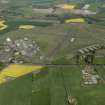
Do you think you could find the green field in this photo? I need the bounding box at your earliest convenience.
[0,74,32,105]
[0,0,105,105]
[0,22,105,64]
[0,66,105,105]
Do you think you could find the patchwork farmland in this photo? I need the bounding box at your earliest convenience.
[0,0,105,105]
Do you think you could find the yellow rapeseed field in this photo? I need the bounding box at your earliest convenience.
[0,20,8,30]
[19,25,35,30]
[63,4,75,10]
[65,18,85,23]
[0,64,43,84]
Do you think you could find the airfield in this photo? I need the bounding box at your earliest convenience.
[0,0,105,105]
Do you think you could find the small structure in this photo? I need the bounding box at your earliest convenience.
[77,44,105,85]
[82,65,100,85]
[71,9,96,16]
[68,95,78,105]
[0,37,41,64]
[82,4,90,10]
[76,44,102,64]
[70,38,75,42]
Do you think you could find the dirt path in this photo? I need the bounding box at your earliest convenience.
[47,29,76,59]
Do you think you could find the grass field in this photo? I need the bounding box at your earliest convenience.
[0,22,105,63]
[0,64,43,84]
[61,4,76,10]
[31,88,50,105]
[0,20,8,31]
[65,18,85,23]
[19,25,35,30]
[50,66,105,105]
[0,1,105,105]
[0,74,32,105]
[32,66,105,105]
[0,65,105,105]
